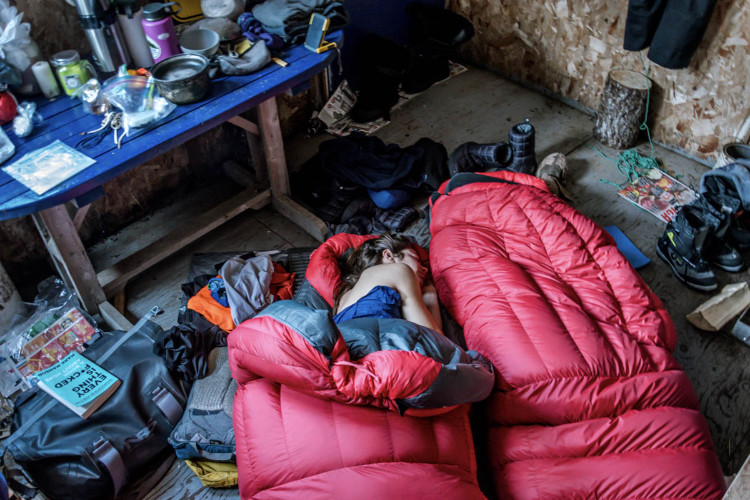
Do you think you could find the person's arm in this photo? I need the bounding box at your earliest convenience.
[420,279,442,332]
[390,264,442,333]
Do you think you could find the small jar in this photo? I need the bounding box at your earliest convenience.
[51,50,97,96]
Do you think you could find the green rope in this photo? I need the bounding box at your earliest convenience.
[593,51,661,189]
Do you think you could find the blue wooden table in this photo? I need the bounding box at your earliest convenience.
[0,33,340,324]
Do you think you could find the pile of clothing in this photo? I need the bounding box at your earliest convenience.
[247,0,348,45]
[153,252,296,487]
[292,132,450,235]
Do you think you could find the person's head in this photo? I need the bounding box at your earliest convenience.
[335,233,426,307]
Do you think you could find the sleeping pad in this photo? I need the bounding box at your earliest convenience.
[428,171,726,499]
[228,233,493,498]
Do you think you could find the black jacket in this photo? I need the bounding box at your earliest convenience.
[624,0,717,69]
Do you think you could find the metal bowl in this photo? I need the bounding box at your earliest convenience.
[151,54,211,105]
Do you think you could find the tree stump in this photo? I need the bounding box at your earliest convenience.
[593,69,652,149]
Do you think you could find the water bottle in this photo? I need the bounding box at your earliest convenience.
[116,0,155,68]
[141,2,182,64]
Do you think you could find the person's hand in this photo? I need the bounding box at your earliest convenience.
[421,281,439,308]
[421,280,442,332]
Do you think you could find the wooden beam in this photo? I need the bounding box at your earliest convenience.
[113,291,127,315]
[229,111,268,186]
[272,194,327,242]
[257,97,291,196]
[98,300,133,331]
[32,205,106,313]
[227,115,260,136]
[725,452,750,499]
[98,188,271,297]
[72,203,92,231]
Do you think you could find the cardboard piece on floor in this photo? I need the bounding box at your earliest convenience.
[687,282,750,332]
[604,225,651,269]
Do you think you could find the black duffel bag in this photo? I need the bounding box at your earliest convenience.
[2,309,188,500]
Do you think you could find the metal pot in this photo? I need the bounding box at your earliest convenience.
[151,53,210,105]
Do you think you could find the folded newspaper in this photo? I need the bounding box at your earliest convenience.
[617,168,697,223]
[319,62,467,137]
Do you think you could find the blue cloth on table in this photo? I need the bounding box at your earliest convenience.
[333,285,402,323]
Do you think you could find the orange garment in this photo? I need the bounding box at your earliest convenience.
[187,276,235,332]
[270,263,295,301]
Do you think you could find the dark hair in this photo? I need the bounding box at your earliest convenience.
[334,233,415,310]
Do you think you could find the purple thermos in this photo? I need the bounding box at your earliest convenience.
[141,2,181,64]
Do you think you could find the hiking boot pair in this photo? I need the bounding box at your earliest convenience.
[448,119,537,176]
[657,201,743,292]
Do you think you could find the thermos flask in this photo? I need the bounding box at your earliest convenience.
[116,0,155,68]
[73,0,131,73]
[142,3,182,64]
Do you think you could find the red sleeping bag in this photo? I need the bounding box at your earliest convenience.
[228,234,487,499]
[429,171,726,499]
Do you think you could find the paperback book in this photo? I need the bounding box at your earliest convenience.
[35,351,120,419]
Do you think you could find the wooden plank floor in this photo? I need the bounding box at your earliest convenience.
[92,64,748,498]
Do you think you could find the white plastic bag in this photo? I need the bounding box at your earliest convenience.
[0,0,41,95]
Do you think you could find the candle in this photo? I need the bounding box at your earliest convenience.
[31,61,61,99]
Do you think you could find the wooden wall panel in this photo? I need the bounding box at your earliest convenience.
[449,0,750,160]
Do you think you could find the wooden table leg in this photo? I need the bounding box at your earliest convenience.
[32,205,106,314]
[257,96,328,241]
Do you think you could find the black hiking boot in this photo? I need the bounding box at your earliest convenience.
[728,214,750,250]
[447,142,512,176]
[692,196,744,272]
[507,119,537,174]
[656,206,718,292]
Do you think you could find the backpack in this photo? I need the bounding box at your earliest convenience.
[2,313,187,500]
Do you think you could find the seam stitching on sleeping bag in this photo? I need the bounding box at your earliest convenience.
[499,369,691,399]
[529,188,662,373]
[484,187,584,376]
[452,190,553,377]
[329,399,346,470]
[519,187,642,373]
[278,385,295,481]
[383,408,396,462]
[516,187,609,371]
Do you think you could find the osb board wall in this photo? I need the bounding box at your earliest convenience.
[448,0,750,160]
[0,1,312,292]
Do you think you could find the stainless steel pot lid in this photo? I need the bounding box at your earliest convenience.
[151,54,208,83]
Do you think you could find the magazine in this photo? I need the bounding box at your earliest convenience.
[617,169,697,223]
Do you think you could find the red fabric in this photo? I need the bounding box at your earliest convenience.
[306,234,375,308]
[429,171,726,499]
[270,262,294,301]
[233,378,484,499]
[229,235,485,498]
[228,303,449,415]
[305,233,431,308]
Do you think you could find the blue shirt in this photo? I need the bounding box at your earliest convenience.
[333,286,402,324]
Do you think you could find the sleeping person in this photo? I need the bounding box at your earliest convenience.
[333,233,442,333]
